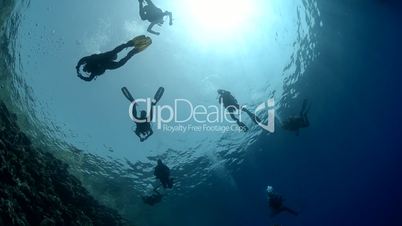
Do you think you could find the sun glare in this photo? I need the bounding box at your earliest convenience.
[180,0,258,43]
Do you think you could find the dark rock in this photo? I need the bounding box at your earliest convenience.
[0,101,127,226]
[40,218,56,226]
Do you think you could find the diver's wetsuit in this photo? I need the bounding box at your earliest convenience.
[219,90,240,112]
[154,160,173,189]
[131,97,155,142]
[218,89,261,131]
[76,42,138,81]
[134,114,154,142]
[268,193,298,216]
[138,0,172,35]
[121,87,163,142]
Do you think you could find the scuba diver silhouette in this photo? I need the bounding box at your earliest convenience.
[142,160,173,206]
[282,99,310,135]
[138,0,173,35]
[75,35,151,81]
[121,86,164,142]
[142,187,163,206]
[217,89,261,132]
[266,186,298,216]
[154,159,174,189]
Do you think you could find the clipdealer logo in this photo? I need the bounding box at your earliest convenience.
[128,98,275,133]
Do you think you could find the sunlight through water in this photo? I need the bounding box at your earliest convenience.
[177,0,263,45]
[0,0,323,224]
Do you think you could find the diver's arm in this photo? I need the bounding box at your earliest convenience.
[147,22,160,35]
[135,130,143,141]
[76,56,89,68]
[77,73,95,82]
[142,129,153,141]
[76,56,90,75]
[109,48,139,70]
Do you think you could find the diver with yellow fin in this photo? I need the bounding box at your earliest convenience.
[121,86,164,142]
[138,0,173,35]
[76,35,152,82]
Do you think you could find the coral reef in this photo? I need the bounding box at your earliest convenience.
[0,101,126,226]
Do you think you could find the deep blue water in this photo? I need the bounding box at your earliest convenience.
[156,2,402,225]
[223,2,402,225]
[1,0,402,225]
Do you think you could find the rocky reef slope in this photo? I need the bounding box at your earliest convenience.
[0,101,126,226]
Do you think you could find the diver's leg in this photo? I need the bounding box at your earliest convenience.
[110,43,132,56]
[299,99,308,116]
[161,180,168,188]
[164,11,173,25]
[147,129,154,138]
[135,129,142,141]
[242,108,261,125]
[121,87,139,119]
[229,112,239,123]
[150,87,164,120]
[303,102,311,125]
[108,49,139,70]
[282,207,298,216]
[121,87,135,102]
[168,178,174,188]
[147,22,160,35]
[231,113,248,131]
[303,116,310,127]
[101,43,131,66]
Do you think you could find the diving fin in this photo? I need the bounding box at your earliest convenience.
[131,35,152,51]
[154,87,164,103]
[121,87,135,102]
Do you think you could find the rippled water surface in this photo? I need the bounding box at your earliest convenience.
[2,0,401,225]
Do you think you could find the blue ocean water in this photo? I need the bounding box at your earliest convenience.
[1,0,402,225]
